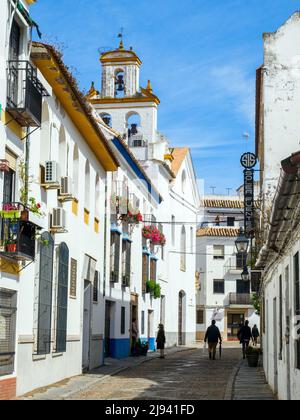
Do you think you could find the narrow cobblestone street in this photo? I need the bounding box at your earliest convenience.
[67,348,241,400]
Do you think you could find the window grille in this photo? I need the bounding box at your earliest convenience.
[93,270,99,303]
[110,232,120,283]
[213,279,225,295]
[37,232,54,355]
[56,243,69,353]
[142,253,149,293]
[0,289,17,376]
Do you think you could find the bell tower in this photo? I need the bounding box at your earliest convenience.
[88,42,166,161]
[100,41,141,98]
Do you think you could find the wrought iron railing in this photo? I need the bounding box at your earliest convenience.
[229,293,252,305]
[7,60,48,127]
[0,219,36,261]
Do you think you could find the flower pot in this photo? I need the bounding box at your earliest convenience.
[246,353,259,368]
[7,244,17,253]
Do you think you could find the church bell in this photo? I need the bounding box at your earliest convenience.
[116,74,125,92]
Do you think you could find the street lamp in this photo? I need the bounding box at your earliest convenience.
[235,229,250,255]
[241,266,250,282]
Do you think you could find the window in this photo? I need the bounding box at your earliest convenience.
[115,69,125,98]
[121,307,126,335]
[0,289,17,377]
[56,243,69,353]
[70,258,77,298]
[100,113,112,127]
[3,149,17,204]
[142,253,150,293]
[59,126,67,177]
[93,271,99,303]
[150,258,157,282]
[279,275,283,360]
[180,226,186,271]
[236,280,250,294]
[110,232,121,283]
[214,280,225,294]
[73,145,79,199]
[182,170,187,194]
[171,216,175,246]
[84,160,90,211]
[294,253,300,369]
[122,240,131,287]
[236,252,247,269]
[37,233,54,355]
[227,217,235,227]
[141,311,145,335]
[213,245,225,260]
[197,309,204,325]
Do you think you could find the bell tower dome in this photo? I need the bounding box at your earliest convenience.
[89,42,164,161]
[100,41,142,98]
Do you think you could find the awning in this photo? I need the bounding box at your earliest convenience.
[82,254,97,282]
[122,234,133,243]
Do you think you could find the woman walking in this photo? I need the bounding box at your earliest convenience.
[252,325,260,347]
[156,324,166,359]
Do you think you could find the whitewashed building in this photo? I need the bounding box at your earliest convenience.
[196,196,259,341]
[88,41,200,354]
[0,0,119,398]
[255,12,300,400]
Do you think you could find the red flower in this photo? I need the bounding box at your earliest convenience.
[37,204,41,209]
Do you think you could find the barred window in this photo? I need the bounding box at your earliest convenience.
[110,232,121,283]
[0,289,17,377]
[214,279,225,295]
[56,243,69,353]
[122,240,131,287]
[121,307,126,335]
[142,253,150,293]
[37,232,54,355]
[93,270,99,303]
[150,258,157,282]
[197,309,204,325]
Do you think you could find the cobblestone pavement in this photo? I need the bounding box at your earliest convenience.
[67,348,242,400]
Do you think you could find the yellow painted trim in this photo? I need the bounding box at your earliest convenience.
[72,199,78,216]
[91,96,160,106]
[32,55,118,172]
[100,51,142,66]
[1,110,25,139]
[164,154,174,162]
[0,258,20,276]
[94,218,99,233]
[84,208,90,225]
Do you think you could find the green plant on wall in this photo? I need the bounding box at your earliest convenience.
[251,293,261,316]
[154,283,161,299]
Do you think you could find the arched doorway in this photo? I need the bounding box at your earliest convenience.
[178,290,186,346]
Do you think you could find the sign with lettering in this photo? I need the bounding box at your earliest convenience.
[241,153,257,169]
[244,169,255,239]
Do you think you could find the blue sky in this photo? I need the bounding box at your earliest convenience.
[31,0,299,194]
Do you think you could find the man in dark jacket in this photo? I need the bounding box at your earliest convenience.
[238,320,253,359]
[204,320,222,360]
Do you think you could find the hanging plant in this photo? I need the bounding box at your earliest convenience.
[142,226,166,246]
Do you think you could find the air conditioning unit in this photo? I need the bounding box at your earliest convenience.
[60,176,72,196]
[45,161,59,184]
[51,208,66,230]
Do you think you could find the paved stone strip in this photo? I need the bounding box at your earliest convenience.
[232,360,275,401]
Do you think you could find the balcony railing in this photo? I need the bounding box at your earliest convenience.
[0,219,36,261]
[229,293,252,306]
[7,60,48,127]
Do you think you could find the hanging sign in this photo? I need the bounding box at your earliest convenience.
[244,169,255,239]
[241,153,257,169]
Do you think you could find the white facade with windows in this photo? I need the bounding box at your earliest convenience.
[0,1,119,398]
[89,42,200,351]
[255,13,300,400]
[196,197,259,341]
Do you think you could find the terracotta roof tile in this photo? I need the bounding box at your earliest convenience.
[197,227,240,237]
[203,199,244,209]
[171,147,189,176]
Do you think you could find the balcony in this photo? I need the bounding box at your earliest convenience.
[228,293,252,307]
[0,219,36,262]
[6,60,48,127]
[224,255,247,275]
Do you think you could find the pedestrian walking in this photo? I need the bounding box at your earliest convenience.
[204,320,222,360]
[156,324,166,359]
[238,320,253,359]
[252,325,260,347]
[131,318,139,356]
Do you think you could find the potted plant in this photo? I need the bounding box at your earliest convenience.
[154,283,161,299]
[136,340,149,356]
[6,240,17,253]
[146,280,156,295]
[245,346,262,367]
